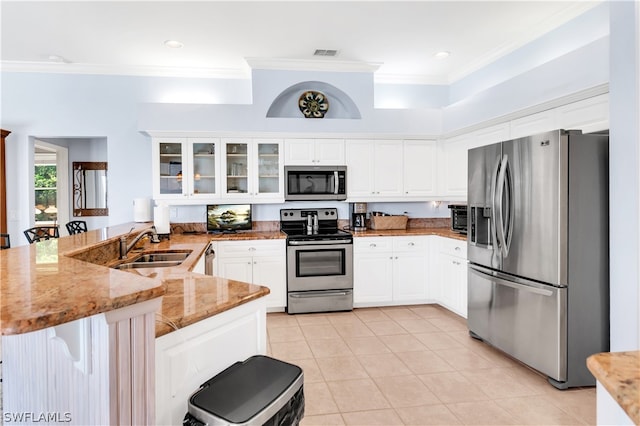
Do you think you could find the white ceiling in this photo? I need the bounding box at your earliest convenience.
[1,1,601,84]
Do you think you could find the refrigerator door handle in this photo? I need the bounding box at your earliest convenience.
[495,155,513,257]
[469,265,555,296]
[490,156,501,252]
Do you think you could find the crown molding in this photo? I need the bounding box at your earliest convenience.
[245,57,381,73]
[0,61,251,80]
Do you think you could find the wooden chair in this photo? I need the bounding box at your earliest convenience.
[23,226,60,244]
[65,220,88,235]
[0,233,10,249]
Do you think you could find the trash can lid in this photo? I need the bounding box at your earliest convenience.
[189,355,303,424]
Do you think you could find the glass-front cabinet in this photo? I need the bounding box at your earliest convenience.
[222,138,283,201]
[153,137,220,201]
[152,136,283,203]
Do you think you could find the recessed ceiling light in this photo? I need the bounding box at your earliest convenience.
[164,40,184,49]
[434,51,451,59]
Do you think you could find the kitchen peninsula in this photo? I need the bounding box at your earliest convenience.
[0,223,272,425]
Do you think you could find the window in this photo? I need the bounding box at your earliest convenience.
[35,163,57,225]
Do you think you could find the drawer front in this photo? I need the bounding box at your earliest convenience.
[354,237,392,253]
[392,236,428,252]
[217,240,285,257]
[439,237,467,259]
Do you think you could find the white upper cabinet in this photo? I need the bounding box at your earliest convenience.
[152,137,221,201]
[403,140,437,197]
[556,94,609,133]
[346,139,403,199]
[437,123,509,200]
[346,139,437,201]
[284,138,345,165]
[222,138,284,202]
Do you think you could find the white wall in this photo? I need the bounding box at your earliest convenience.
[609,0,639,351]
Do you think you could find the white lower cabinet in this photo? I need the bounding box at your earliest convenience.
[156,298,267,426]
[353,236,429,307]
[216,240,286,311]
[435,237,468,318]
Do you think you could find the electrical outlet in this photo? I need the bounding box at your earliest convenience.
[170,207,177,219]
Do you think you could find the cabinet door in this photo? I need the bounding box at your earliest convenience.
[253,139,283,200]
[373,140,403,196]
[392,237,429,302]
[555,94,609,133]
[315,139,345,165]
[510,109,557,139]
[217,256,253,283]
[353,251,393,306]
[222,138,252,197]
[153,138,188,200]
[438,252,467,318]
[253,255,286,309]
[346,140,375,198]
[438,135,472,199]
[403,140,437,197]
[393,252,428,302]
[284,139,316,165]
[189,138,220,199]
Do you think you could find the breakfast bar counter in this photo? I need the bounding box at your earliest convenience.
[0,223,274,425]
[1,223,278,337]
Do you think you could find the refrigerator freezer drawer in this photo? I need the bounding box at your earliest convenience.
[467,265,567,382]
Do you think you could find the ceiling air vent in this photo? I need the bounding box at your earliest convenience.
[313,49,338,57]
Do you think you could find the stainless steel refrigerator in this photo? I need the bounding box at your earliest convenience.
[467,129,609,389]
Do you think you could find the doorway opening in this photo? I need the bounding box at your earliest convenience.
[33,141,69,228]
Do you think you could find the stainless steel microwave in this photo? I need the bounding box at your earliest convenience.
[285,165,347,201]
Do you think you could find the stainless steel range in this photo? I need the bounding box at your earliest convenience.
[280,208,353,314]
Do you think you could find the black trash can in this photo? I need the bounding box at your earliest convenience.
[183,355,304,426]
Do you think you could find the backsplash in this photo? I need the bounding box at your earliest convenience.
[170,218,450,234]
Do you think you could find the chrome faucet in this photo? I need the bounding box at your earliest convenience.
[120,226,160,259]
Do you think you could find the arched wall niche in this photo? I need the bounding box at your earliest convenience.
[266,81,362,119]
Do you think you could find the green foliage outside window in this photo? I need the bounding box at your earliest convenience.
[35,165,57,222]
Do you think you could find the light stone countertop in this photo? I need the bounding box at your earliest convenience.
[0,223,276,337]
[587,350,640,424]
[1,222,461,338]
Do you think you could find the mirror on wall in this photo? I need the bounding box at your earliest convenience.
[72,162,108,216]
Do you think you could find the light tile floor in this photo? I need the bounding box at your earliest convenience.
[267,305,596,426]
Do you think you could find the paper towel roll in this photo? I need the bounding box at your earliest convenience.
[154,205,170,234]
[133,198,152,222]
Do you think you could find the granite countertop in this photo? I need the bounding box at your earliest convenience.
[2,222,461,338]
[587,351,640,424]
[0,223,276,337]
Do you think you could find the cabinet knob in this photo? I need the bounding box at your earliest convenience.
[408,242,415,246]
[370,243,377,248]
[455,246,461,251]
[390,256,393,260]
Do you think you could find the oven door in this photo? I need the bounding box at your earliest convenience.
[287,241,353,291]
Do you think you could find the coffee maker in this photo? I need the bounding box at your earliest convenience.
[350,203,367,231]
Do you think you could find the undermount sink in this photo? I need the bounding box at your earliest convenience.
[131,252,192,263]
[113,250,192,270]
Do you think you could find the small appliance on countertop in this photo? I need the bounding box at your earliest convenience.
[448,204,468,234]
[350,202,367,231]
